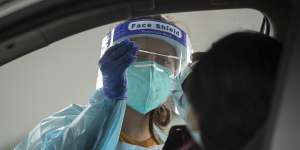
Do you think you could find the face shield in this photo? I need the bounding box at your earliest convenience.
[132,37,180,75]
[97,18,192,89]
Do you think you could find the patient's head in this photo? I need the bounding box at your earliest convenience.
[183,32,282,150]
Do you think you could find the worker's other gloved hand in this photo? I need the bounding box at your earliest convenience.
[99,40,138,100]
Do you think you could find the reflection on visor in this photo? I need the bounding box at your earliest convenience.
[137,49,179,72]
[139,49,180,60]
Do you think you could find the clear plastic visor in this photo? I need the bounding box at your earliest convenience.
[131,37,181,75]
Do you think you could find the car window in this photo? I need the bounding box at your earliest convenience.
[0,9,264,149]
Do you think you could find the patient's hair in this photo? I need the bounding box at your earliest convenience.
[184,32,282,150]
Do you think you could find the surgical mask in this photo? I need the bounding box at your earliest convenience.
[126,60,174,114]
[170,65,192,117]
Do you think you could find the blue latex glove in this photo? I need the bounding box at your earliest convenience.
[99,40,138,100]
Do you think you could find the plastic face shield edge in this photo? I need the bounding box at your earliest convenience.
[97,18,192,89]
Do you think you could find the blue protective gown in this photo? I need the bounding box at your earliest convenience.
[15,90,127,150]
[15,76,187,150]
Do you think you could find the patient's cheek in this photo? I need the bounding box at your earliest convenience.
[186,108,200,131]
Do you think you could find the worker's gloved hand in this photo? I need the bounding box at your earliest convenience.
[99,40,138,100]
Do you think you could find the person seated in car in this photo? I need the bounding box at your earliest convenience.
[182,31,282,150]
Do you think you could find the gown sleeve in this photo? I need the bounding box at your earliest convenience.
[15,89,127,150]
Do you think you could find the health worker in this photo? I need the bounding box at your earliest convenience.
[15,15,193,150]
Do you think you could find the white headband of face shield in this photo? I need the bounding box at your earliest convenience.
[96,18,192,89]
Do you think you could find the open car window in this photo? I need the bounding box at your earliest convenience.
[0,9,265,149]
